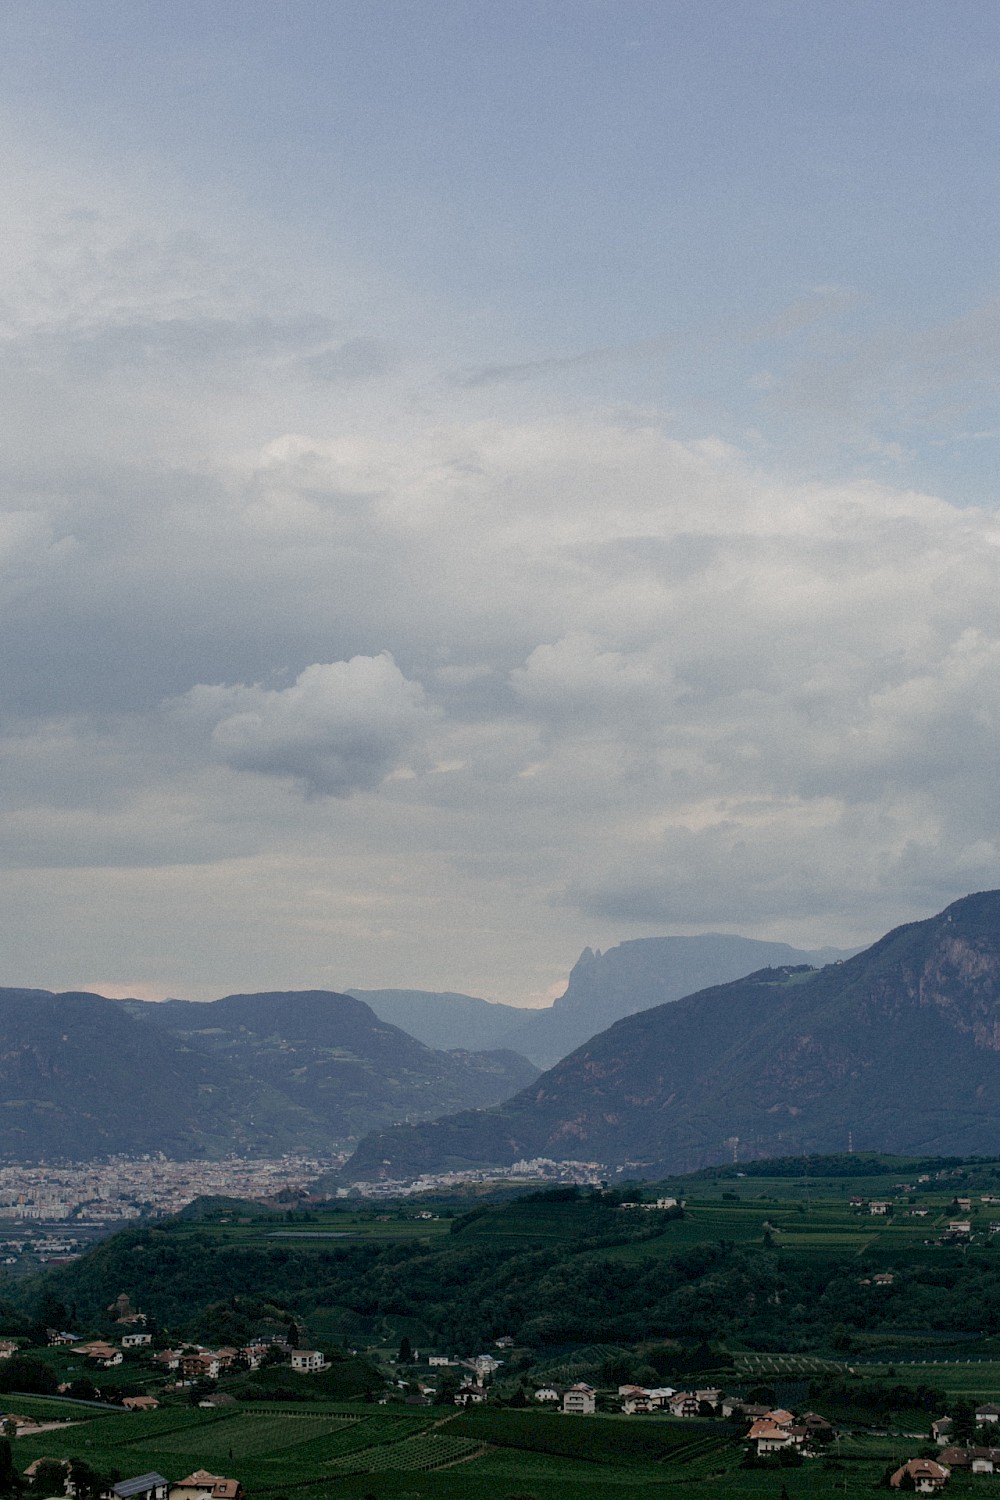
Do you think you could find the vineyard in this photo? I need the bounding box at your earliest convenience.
[330,1432,484,1471]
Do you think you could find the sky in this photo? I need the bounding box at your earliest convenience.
[3,0,1000,1005]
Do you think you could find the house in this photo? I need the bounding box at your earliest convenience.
[472,1354,502,1377]
[534,1385,562,1403]
[747,1420,798,1455]
[0,1342,16,1360]
[290,1349,327,1373]
[169,1474,242,1500]
[872,1273,895,1286]
[77,1341,122,1367]
[799,1412,834,1442]
[667,1392,701,1418]
[427,1356,452,1367]
[24,1458,69,1488]
[563,1383,596,1415]
[976,1404,1000,1424]
[152,1350,180,1371]
[932,1418,954,1445]
[889,1459,949,1493]
[647,1387,676,1408]
[724,1399,771,1421]
[453,1384,485,1406]
[121,1332,152,1349]
[495,1336,515,1349]
[111,1475,169,1500]
[622,1395,653,1414]
[939,1447,1000,1473]
[122,1396,159,1412]
[179,1352,219,1380]
[47,1331,79,1346]
[947,1222,972,1236]
[869,1201,891,1215]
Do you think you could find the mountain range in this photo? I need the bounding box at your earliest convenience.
[0,987,538,1160]
[352,934,853,1068]
[339,891,1000,1182]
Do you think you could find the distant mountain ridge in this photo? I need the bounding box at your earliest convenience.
[339,892,1000,1182]
[0,987,538,1160]
[354,935,855,1068]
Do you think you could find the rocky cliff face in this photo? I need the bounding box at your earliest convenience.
[341,892,1000,1181]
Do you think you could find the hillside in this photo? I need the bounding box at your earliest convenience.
[347,987,528,1054]
[340,891,1000,1181]
[0,988,538,1160]
[352,935,855,1068]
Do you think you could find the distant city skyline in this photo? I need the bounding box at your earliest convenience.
[2,3,1000,1003]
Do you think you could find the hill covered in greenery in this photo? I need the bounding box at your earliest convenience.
[0,987,538,1159]
[15,1152,1000,1361]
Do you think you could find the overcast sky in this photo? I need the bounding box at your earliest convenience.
[3,1,1000,1005]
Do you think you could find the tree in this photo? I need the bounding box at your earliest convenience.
[30,1461,67,1498]
[285,1319,300,1349]
[0,1439,19,1498]
[398,1335,412,1364]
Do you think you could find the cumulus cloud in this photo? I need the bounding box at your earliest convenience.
[181,654,434,797]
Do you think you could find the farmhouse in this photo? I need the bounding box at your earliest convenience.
[889,1459,949,1493]
[289,1349,327,1373]
[747,1419,801,1455]
[453,1384,486,1406]
[667,1392,701,1417]
[976,1404,1000,1424]
[76,1340,122,1367]
[562,1383,596,1415]
[939,1447,1000,1473]
[169,1472,243,1500]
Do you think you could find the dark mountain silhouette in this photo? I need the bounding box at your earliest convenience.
[0,987,538,1160]
[340,892,1000,1182]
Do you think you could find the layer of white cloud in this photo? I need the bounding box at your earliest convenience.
[2,120,1000,1004]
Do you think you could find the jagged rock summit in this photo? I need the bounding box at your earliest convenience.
[340,891,1000,1182]
[353,934,855,1068]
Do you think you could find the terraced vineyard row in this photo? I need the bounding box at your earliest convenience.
[330,1432,483,1471]
[735,1353,846,1376]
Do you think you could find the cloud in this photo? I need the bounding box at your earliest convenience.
[6,124,1000,999]
[182,654,435,797]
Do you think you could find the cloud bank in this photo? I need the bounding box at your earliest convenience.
[1,126,1000,1004]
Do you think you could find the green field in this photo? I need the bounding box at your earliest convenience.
[8,1399,904,1500]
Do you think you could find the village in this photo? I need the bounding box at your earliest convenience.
[4,1320,1000,1498]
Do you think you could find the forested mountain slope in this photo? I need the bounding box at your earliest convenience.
[0,988,538,1159]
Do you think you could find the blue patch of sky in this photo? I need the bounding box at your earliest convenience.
[3,0,1000,499]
